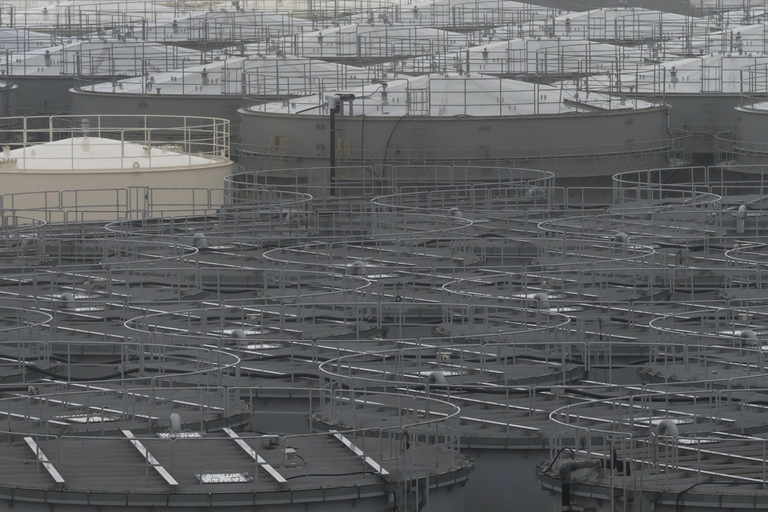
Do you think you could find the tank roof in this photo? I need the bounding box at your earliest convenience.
[559,7,690,23]
[247,73,660,117]
[79,56,374,97]
[1,137,218,170]
[402,38,653,77]
[2,40,203,78]
[555,53,768,100]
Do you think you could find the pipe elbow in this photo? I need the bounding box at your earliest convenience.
[427,370,447,385]
[532,292,549,309]
[655,419,679,439]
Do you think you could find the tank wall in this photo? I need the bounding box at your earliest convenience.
[735,107,768,145]
[542,484,747,512]
[462,448,550,512]
[14,77,74,114]
[0,478,468,512]
[730,107,768,165]
[0,86,16,118]
[71,91,244,127]
[0,161,233,219]
[0,494,408,512]
[664,94,740,135]
[239,107,671,178]
[663,94,741,154]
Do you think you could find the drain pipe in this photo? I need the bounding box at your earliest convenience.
[417,478,427,511]
[532,292,549,309]
[653,419,680,470]
[559,459,601,511]
[61,292,76,309]
[737,204,746,234]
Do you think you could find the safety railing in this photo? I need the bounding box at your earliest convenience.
[547,388,768,495]
[0,114,229,163]
[125,301,571,348]
[0,385,246,434]
[5,42,204,82]
[0,339,238,387]
[649,305,768,347]
[0,186,239,224]
[244,65,374,102]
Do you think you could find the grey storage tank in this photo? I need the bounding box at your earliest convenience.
[238,73,679,187]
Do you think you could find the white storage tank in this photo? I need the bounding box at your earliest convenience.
[274,24,473,63]
[403,38,653,78]
[157,10,313,44]
[543,7,711,42]
[70,56,377,127]
[677,24,768,55]
[354,0,552,30]
[0,114,232,219]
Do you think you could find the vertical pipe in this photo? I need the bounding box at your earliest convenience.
[330,103,336,196]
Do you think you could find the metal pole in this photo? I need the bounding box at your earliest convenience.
[330,105,336,196]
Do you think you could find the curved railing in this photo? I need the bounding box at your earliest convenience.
[544,388,768,504]
[0,114,229,163]
[0,339,239,387]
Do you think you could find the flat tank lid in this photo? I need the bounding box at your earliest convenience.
[248,73,660,117]
[80,55,371,96]
[588,53,768,94]
[404,38,651,75]
[0,137,218,170]
[556,7,690,24]
[303,23,467,41]
[79,56,247,95]
[676,23,768,54]
[545,7,711,41]
[186,10,306,22]
[739,100,768,112]
[3,40,204,77]
[410,0,542,7]
[688,0,756,8]
[352,0,553,23]
[0,28,52,48]
[15,3,179,30]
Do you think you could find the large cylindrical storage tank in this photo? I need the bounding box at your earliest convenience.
[588,55,768,165]
[716,62,768,165]
[70,56,376,134]
[265,24,472,64]
[0,114,232,219]
[403,38,654,78]
[70,56,247,126]
[12,75,72,115]
[9,41,203,114]
[545,7,708,41]
[238,74,675,188]
[723,102,768,165]
[316,340,576,512]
